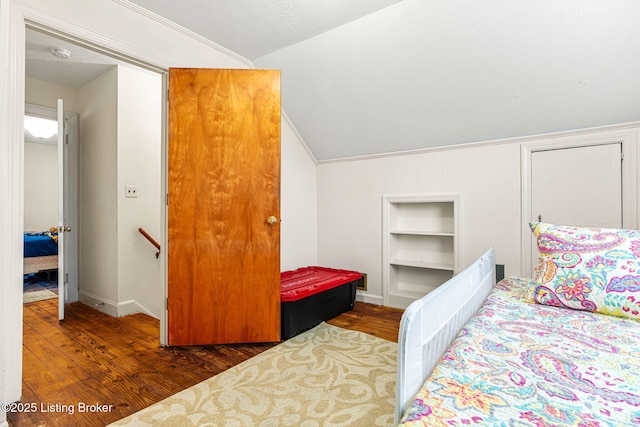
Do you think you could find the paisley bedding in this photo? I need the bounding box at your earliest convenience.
[528,222,640,320]
[399,277,640,427]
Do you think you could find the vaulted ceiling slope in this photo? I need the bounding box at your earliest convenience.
[255,0,640,160]
[58,1,640,160]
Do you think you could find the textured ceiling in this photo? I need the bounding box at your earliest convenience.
[126,0,403,60]
[26,29,119,89]
[25,0,640,160]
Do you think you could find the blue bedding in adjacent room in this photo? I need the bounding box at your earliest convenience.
[24,232,58,257]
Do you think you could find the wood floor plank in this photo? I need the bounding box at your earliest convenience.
[22,324,92,384]
[20,346,79,421]
[24,311,146,397]
[327,300,404,342]
[9,298,403,427]
[63,378,128,426]
[6,382,60,427]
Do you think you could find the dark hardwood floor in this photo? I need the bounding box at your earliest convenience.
[9,298,403,426]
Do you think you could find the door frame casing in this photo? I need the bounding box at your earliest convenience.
[1,0,27,410]
[520,129,638,275]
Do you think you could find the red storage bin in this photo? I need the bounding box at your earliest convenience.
[281,267,362,339]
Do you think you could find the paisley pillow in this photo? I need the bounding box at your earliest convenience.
[527,222,640,320]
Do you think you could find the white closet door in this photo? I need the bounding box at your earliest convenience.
[530,143,622,273]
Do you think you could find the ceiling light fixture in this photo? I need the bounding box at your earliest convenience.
[24,115,58,139]
[50,47,71,59]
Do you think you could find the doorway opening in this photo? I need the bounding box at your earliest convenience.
[23,105,72,306]
[24,26,165,325]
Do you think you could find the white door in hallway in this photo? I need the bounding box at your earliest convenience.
[530,143,623,274]
[57,98,66,320]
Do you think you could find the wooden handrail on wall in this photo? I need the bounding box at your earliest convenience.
[139,227,161,258]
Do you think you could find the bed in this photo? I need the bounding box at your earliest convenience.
[23,230,58,275]
[395,223,640,426]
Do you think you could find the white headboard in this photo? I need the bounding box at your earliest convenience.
[395,247,496,424]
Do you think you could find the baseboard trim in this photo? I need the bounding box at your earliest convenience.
[356,292,383,305]
[118,300,159,319]
[78,291,118,317]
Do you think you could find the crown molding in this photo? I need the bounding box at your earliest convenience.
[112,0,253,68]
[318,120,640,165]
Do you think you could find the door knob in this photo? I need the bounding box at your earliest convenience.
[267,216,278,225]
[59,226,72,233]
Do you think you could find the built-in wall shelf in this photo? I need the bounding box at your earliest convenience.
[382,194,461,309]
[389,231,455,237]
[389,260,455,270]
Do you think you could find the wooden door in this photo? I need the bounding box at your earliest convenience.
[167,69,281,346]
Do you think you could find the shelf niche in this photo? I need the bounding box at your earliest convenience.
[382,194,461,309]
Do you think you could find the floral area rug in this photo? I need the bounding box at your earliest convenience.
[109,322,397,426]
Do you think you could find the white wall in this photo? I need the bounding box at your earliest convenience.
[117,65,162,318]
[78,66,119,306]
[77,65,163,319]
[23,142,58,231]
[25,76,79,112]
[318,126,640,305]
[280,115,318,271]
[318,143,520,304]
